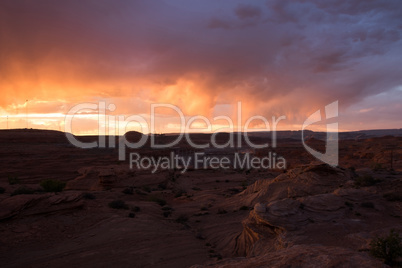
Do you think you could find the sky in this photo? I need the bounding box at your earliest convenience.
[1,0,401,135]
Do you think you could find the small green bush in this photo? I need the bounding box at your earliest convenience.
[345,201,354,208]
[135,189,147,195]
[83,192,96,199]
[158,183,167,190]
[40,179,66,192]
[131,206,141,212]
[229,188,241,194]
[372,163,383,171]
[175,215,188,224]
[108,200,129,209]
[384,192,402,202]
[11,186,35,196]
[370,229,402,265]
[0,187,5,194]
[122,187,133,195]
[166,171,176,182]
[147,195,167,206]
[354,175,379,187]
[8,176,20,185]
[141,186,151,193]
[174,189,186,198]
[217,209,227,214]
[360,202,375,208]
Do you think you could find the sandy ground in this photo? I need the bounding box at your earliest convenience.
[0,129,401,267]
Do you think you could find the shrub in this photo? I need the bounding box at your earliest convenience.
[158,183,167,190]
[345,201,354,208]
[11,186,35,196]
[174,189,186,198]
[108,200,129,209]
[166,171,176,182]
[175,215,188,224]
[372,163,383,171]
[40,179,66,192]
[8,176,20,185]
[141,186,151,193]
[384,192,402,202]
[360,202,375,208]
[354,175,379,187]
[131,206,141,212]
[83,192,96,199]
[196,232,205,240]
[135,189,147,195]
[241,181,248,189]
[0,187,5,194]
[370,229,402,265]
[122,187,133,195]
[239,206,249,211]
[229,188,241,194]
[128,212,135,218]
[217,209,227,214]
[147,195,167,206]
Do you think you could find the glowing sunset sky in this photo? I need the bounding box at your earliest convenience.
[1,0,401,134]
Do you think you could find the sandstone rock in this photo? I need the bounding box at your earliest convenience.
[0,192,83,220]
[194,245,387,268]
[254,203,266,213]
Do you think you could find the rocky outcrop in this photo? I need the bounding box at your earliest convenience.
[194,245,387,267]
[238,164,352,207]
[229,164,402,264]
[0,192,83,221]
[66,166,121,191]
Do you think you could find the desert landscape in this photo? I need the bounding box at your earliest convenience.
[2,0,402,267]
[0,129,401,267]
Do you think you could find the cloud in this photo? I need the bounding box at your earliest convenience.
[0,0,401,133]
[234,4,262,19]
[207,17,233,29]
